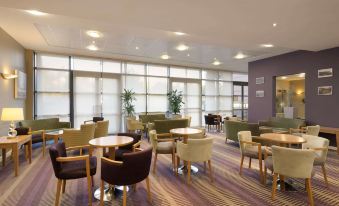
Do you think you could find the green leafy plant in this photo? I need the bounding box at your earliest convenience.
[167,89,185,114]
[121,89,136,117]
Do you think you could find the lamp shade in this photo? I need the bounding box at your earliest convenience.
[1,108,24,121]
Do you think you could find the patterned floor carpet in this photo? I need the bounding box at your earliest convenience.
[0,132,338,206]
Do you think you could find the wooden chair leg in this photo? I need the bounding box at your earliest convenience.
[264,166,267,185]
[249,157,252,168]
[272,173,278,200]
[208,160,213,182]
[239,155,244,175]
[146,177,151,201]
[86,158,92,206]
[55,179,62,206]
[306,178,314,206]
[280,175,285,191]
[172,152,175,173]
[25,145,29,160]
[152,153,158,174]
[187,161,191,184]
[99,180,104,206]
[2,149,6,167]
[321,165,329,187]
[123,186,127,206]
[176,156,180,176]
[132,184,137,191]
[62,180,66,193]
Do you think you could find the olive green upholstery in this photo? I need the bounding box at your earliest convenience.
[18,118,70,132]
[259,117,305,133]
[153,119,189,134]
[139,114,166,124]
[224,120,260,143]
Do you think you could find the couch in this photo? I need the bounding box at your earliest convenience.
[258,117,305,133]
[152,119,189,134]
[139,113,166,124]
[224,120,260,143]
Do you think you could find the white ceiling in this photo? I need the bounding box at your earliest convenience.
[0,0,339,72]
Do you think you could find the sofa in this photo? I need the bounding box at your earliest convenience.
[17,118,71,144]
[139,113,166,124]
[258,117,305,133]
[152,119,189,134]
[224,120,260,143]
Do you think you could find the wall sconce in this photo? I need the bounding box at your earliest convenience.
[1,72,18,79]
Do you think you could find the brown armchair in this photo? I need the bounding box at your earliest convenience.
[49,142,97,206]
[99,147,153,206]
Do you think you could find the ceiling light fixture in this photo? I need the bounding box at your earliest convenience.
[86,43,98,51]
[174,31,186,36]
[281,76,287,80]
[161,54,170,60]
[261,44,274,48]
[86,30,103,38]
[187,53,190,57]
[135,46,139,50]
[212,58,221,66]
[26,10,48,16]
[299,73,305,77]
[234,52,247,59]
[176,44,189,51]
[273,23,277,27]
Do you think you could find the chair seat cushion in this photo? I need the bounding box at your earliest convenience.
[156,142,175,154]
[59,156,97,180]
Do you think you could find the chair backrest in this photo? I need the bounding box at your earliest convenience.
[49,142,67,178]
[149,130,158,149]
[116,133,141,150]
[272,146,315,178]
[204,115,216,125]
[187,128,205,139]
[177,137,213,162]
[94,120,109,138]
[93,117,104,122]
[237,131,252,153]
[63,123,95,148]
[126,117,140,130]
[101,147,153,185]
[302,134,329,163]
[306,125,320,136]
[183,115,192,127]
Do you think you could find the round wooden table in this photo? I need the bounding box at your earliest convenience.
[170,128,203,174]
[259,133,306,146]
[89,135,133,201]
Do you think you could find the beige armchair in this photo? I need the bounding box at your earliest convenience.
[290,125,320,136]
[183,115,192,127]
[149,130,176,174]
[238,131,266,183]
[266,146,316,206]
[126,117,144,133]
[176,137,214,184]
[187,128,205,139]
[94,120,109,138]
[302,134,330,187]
[62,123,96,155]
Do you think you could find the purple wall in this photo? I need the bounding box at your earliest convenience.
[248,47,339,127]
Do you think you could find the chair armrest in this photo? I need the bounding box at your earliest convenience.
[56,155,89,162]
[134,147,143,152]
[132,141,142,151]
[28,129,45,135]
[240,140,260,146]
[101,157,123,165]
[66,145,91,151]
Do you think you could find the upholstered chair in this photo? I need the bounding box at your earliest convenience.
[265,146,315,206]
[49,142,97,206]
[176,137,214,184]
[238,131,266,183]
[302,134,330,186]
[126,117,144,134]
[99,147,153,206]
[187,128,206,139]
[62,123,95,155]
[149,130,176,174]
[94,120,109,138]
[290,125,320,136]
[183,115,192,127]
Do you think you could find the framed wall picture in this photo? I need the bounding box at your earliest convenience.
[15,70,27,99]
[256,77,264,84]
[318,68,333,78]
[256,90,264,98]
[318,86,332,96]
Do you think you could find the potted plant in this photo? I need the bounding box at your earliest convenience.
[167,89,185,117]
[121,89,136,117]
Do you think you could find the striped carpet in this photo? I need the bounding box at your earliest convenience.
[0,133,338,206]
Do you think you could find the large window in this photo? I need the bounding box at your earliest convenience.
[34,52,248,131]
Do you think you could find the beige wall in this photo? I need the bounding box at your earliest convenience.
[0,27,26,135]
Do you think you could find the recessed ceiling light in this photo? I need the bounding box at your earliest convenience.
[26,10,48,16]
[176,44,189,51]
[261,44,274,48]
[234,52,247,59]
[212,59,222,66]
[299,73,305,77]
[161,54,170,59]
[86,44,98,51]
[86,30,103,38]
[187,53,190,57]
[281,76,287,79]
[135,46,139,50]
[273,23,277,27]
[174,31,186,36]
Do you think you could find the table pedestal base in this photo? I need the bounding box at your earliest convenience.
[94,184,130,201]
[177,165,199,175]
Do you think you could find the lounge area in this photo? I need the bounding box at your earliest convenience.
[1,1,339,206]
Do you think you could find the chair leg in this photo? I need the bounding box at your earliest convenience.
[123,186,127,206]
[176,156,180,176]
[272,173,278,200]
[321,165,329,187]
[306,178,314,206]
[62,180,66,193]
[208,160,213,182]
[248,157,252,168]
[187,161,191,184]
[153,152,158,174]
[172,152,175,173]
[264,166,267,185]
[25,145,29,160]
[280,175,285,191]
[239,155,244,175]
[55,179,62,206]
[2,149,6,167]
[146,177,151,201]
[87,176,92,206]
[99,180,104,206]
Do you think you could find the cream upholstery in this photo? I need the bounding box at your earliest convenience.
[94,120,109,138]
[187,128,205,139]
[62,124,95,155]
[306,125,320,136]
[183,115,192,127]
[149,130,176,173]
[126,117,144,132]
[302,134,329,186]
